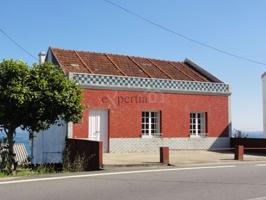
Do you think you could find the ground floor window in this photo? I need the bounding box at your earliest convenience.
[142,111,160,137]
[190,112,207,136]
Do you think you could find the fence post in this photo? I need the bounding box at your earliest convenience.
[234,145,244,161]
[160,147,169,165]
[98,141,103,169]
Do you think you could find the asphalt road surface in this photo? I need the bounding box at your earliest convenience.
[1,164,266,200]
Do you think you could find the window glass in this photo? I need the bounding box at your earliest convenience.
[190,112,207,136]
[141,111,160,137]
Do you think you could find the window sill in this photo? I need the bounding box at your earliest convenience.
[189,134,208,138]
[141,135,161,139]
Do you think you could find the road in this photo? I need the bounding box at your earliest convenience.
[1,164,266,200]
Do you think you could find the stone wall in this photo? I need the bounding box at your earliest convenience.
[109,137,230,153]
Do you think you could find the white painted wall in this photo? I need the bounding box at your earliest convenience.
[262,73,266,138]
[38,51,46,64]
[32,122,67,164]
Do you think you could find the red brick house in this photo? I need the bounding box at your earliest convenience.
[38,47,231,154]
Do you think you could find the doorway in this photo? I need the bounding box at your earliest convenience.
[89,109,108,152]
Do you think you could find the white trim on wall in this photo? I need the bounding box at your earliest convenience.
[67,122,73,138]
[228,90,232,137]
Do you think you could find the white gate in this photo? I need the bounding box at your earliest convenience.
[89,109,108,152]
[32,122,67,164]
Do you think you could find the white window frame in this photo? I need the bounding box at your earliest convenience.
[141,111,161,138]
[190,112,207,137]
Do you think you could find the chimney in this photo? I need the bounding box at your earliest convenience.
[38,51,46,64]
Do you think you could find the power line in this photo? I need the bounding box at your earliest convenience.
[103,0,266,66]
[0,27,38,60]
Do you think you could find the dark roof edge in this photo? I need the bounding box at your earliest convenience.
[46,47,63,68]
[184,59,223,83]
[44,47,51,62]
[261,72,266,79]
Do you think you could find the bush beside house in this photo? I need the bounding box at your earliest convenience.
[0,59,82,174]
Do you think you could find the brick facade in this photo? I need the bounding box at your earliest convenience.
[72,89,229,140]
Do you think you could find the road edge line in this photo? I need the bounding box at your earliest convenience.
[0,165,236,185]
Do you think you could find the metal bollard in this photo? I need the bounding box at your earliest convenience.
[98,141,103,169]
[160,147,169,165]
[234,145,244,161]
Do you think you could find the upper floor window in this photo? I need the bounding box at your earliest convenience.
[190,112,207,136]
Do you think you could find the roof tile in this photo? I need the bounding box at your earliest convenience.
[50,48,221,83]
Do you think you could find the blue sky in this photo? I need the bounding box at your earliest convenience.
[1,0,265,131]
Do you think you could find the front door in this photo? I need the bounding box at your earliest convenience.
[89,109,108,152]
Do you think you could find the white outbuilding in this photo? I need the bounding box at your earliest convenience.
[262,73,266,138]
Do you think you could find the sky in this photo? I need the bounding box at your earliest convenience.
[0,0,266,131]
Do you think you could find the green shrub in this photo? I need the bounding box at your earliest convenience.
[0,137,9,171]
[232,129,248,138]
[63,145,88,172]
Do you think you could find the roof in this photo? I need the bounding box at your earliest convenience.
[48,47,222,83]
[13,143,28,164]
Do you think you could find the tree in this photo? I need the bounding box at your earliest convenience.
[0,60,82,174]
[232,129,248,138]
[24,62,83,135]
[0,60,31,173]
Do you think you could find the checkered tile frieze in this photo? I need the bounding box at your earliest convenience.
[72,73,230,95]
